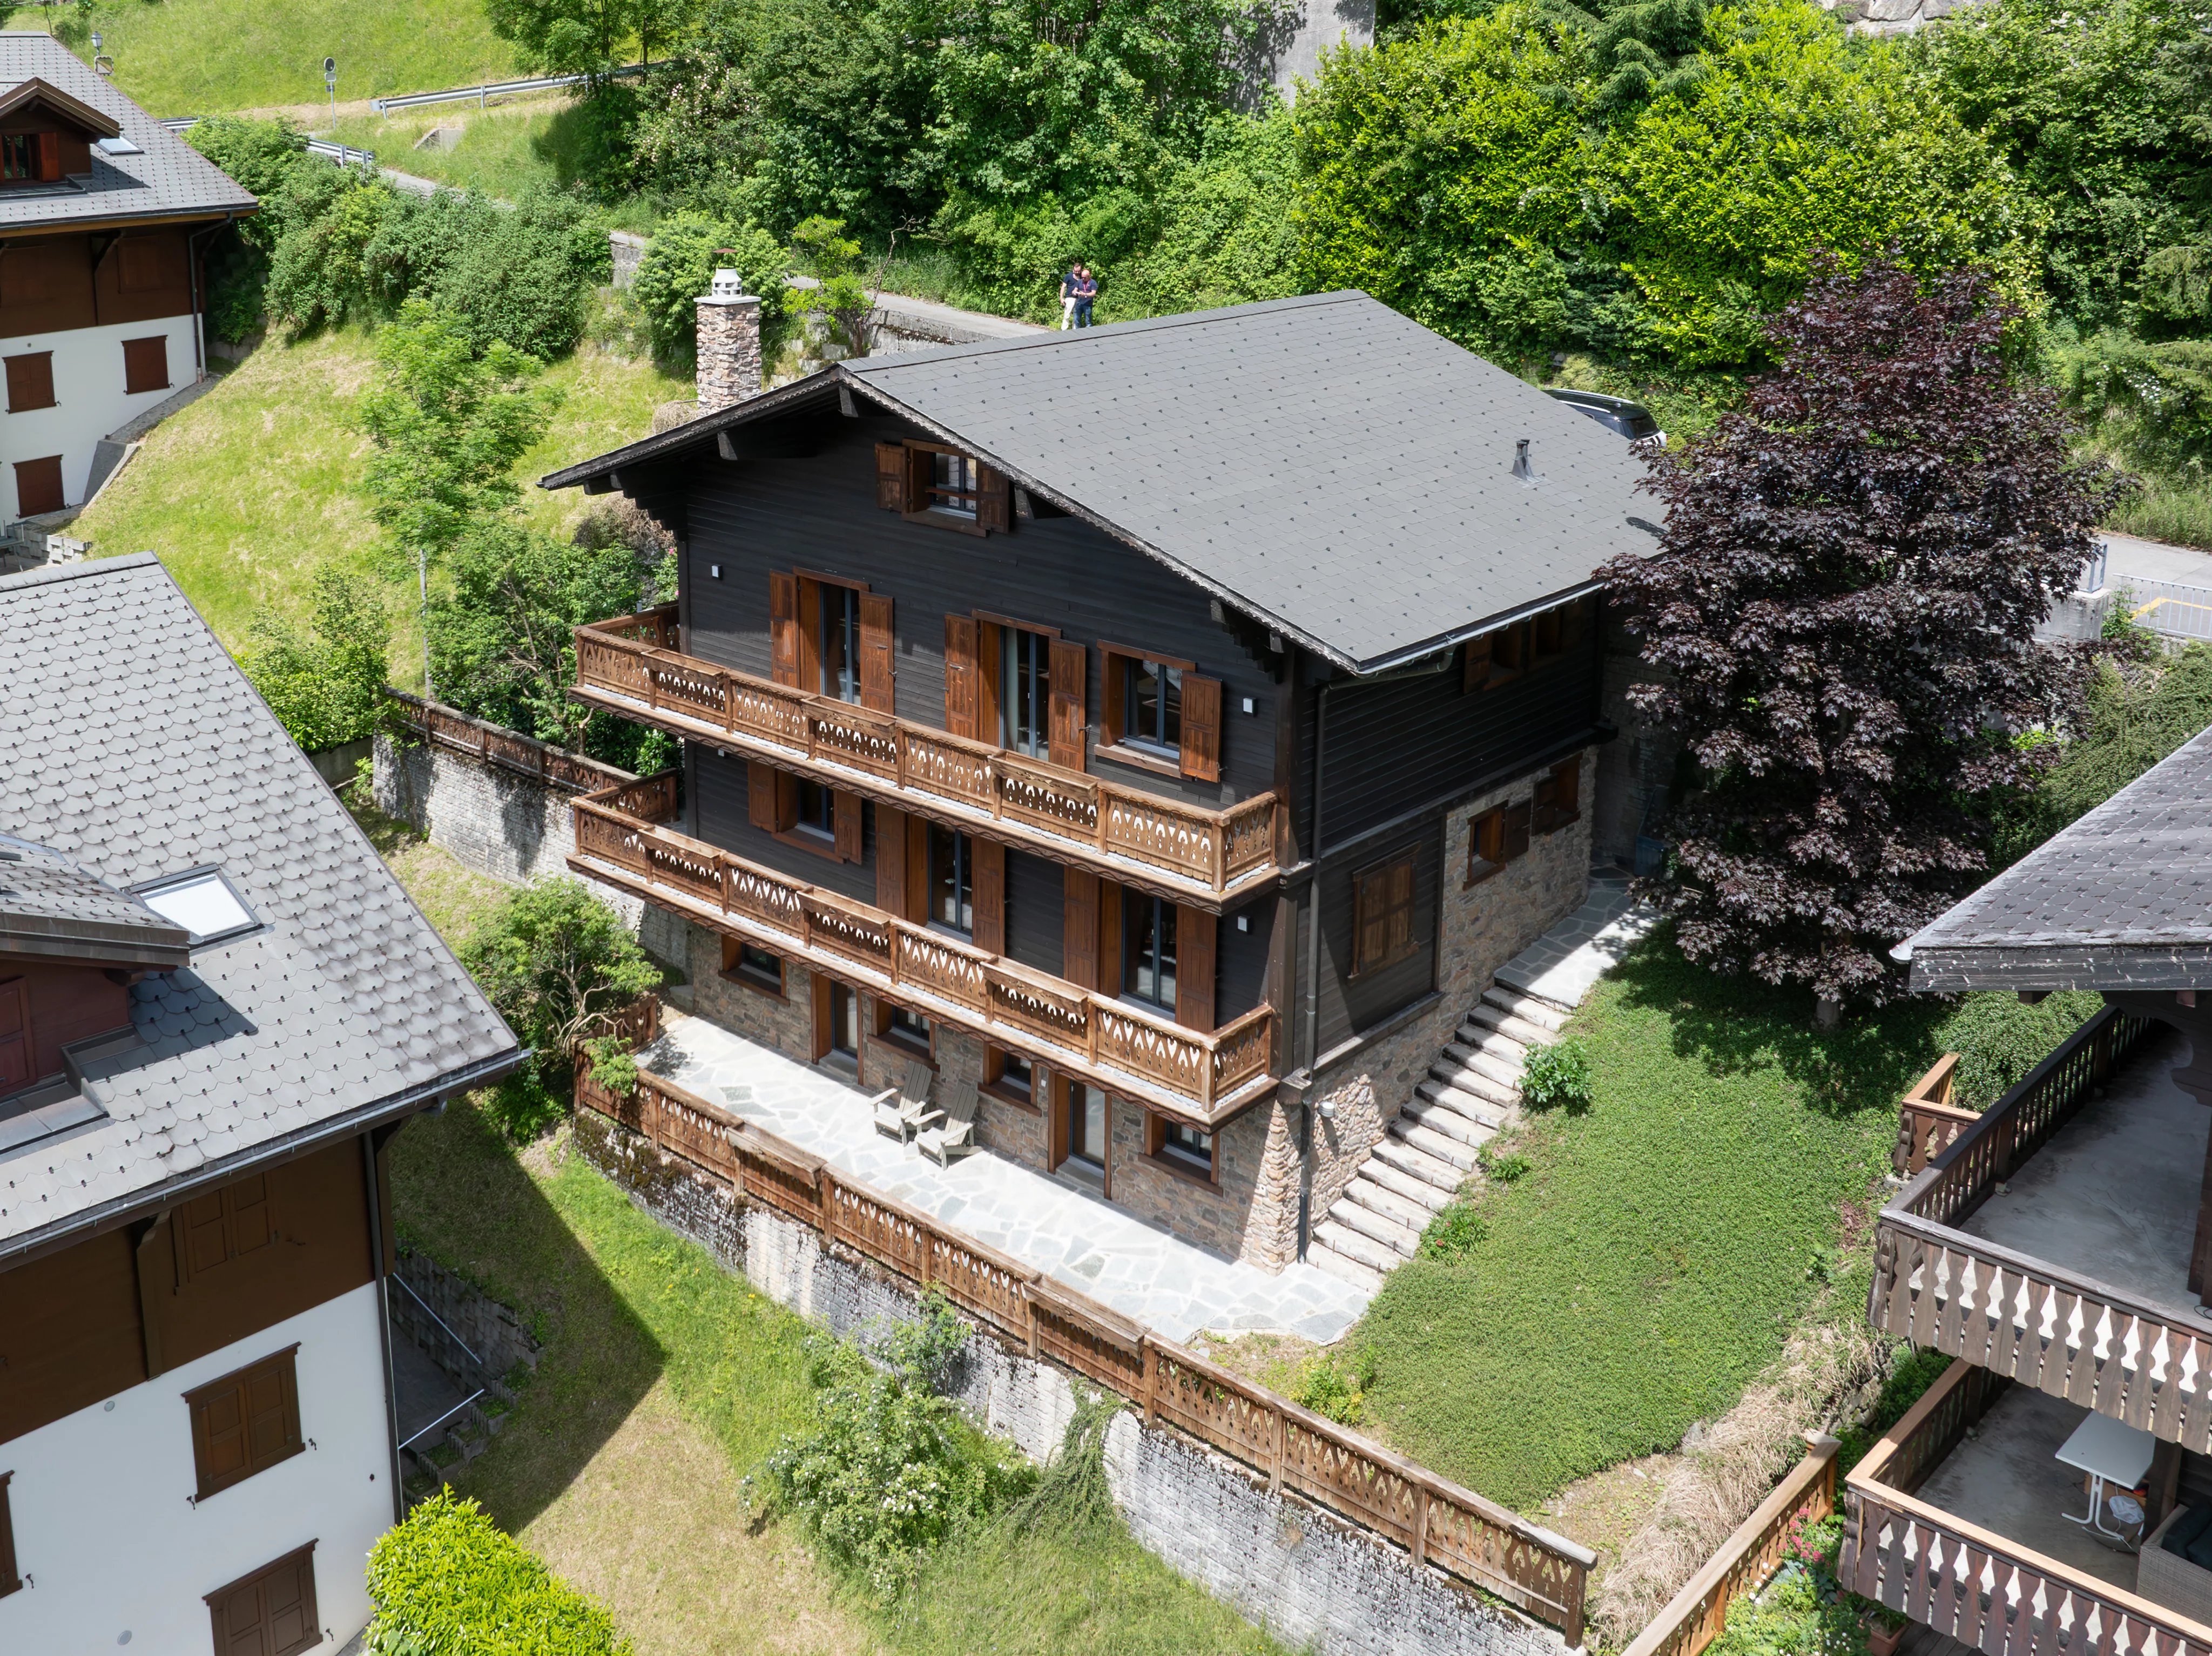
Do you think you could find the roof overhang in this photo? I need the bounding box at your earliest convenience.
[0,75,120,139]
[1908,944,2212,996]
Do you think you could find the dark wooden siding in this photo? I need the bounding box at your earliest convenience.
[675,415,1279,809]
[1217,900,1272,1026]
[1004,849,1062,975]
[1314,819,1442,1052]
[690,743,879,906]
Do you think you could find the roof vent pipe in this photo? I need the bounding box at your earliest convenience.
[1512,438,1536,483]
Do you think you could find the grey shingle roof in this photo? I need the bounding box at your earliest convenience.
[1905,725,2212,992]
[0,555,520,1256]
[0,34,257,233]
[542,292,1658,672]
[0,834,190,967]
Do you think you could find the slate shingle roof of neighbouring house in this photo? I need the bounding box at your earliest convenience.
[0,33,257,232]
[0,555,520,1256]
[541,292,1659,673]
[0,834,190,968]
[1904,725,2212,992]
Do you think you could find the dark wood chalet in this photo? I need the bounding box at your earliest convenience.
[544,290,1655,1274]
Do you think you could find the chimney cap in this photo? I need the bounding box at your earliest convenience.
[709,267,747,300]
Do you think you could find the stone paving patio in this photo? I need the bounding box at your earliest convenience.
[634,1014,1372,1344]
[1494,872,1657,1010]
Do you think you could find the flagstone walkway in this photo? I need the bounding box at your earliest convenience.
[1494,871,1659,1011]
[635,1015,1371,1345]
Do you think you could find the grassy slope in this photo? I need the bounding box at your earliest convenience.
[1355,938,1946,1512]
[2,3,515,118]
[71,329,687,661]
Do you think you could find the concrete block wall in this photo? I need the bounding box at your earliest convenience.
[390,1246,542,1394]
[571,1108,1565,1656]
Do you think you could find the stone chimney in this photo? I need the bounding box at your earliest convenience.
[696,263,763,414]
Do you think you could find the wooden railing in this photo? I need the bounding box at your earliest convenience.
[568,778,1275,1120]
[1843,1357,2212,1656]
[386,687,635,795]
[1894,1054,1979,1179]
[571,609,1280,896]
[1867,1009,2212,1445]
[574,1064,1595,1641]
[1622,1435,1841,1656]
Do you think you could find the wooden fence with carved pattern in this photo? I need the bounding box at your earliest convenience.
[386,688,635,795]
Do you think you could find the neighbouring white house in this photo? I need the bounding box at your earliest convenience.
[1,34,255,527]
[0,556,523,1654]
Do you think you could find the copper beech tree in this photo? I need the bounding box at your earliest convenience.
[1600,259,2127,1015]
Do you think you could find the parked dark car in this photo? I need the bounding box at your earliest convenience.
[1545,388,1663,445]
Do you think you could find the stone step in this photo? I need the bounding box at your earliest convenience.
[1425,1059,1518,1108]
[1418,1078,1512,1128]
[1482,985,1570,1032]
[1390,1118,1479,1171]
[1466,1005,1561,1048]
[1343,1171,1441,1227]
[1360,1156,1458,1212]
[1449,1046,1525,1089]
[1313,1219,1399,1274]
[1452,1025,1529,1065]
[1330,1195,1421,1257]
[1371,1135,1467,1193]
[1307,1239,1385,1293]
[1400,1097,1492,1147]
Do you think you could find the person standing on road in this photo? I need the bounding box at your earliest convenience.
[1074,264,1097,328]
[1060,261,1081,330]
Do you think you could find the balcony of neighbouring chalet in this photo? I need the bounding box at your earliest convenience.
[565,772,1277,1127]
[569,607,1280,907]
[1844,1356,2212,1656]
[1870,1008,2212,1452]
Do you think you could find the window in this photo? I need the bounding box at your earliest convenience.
[0,131,56,184]
[1121,657,1182,753]
[123,334,170,396]
[1057,1079,1108,1180]
[928,823,974,934]
[886,1005,932,1052]
[1534,759,1582,833]
[4,351,54,413]
[1001,627,1053,759]
[1465,803,1530,887]
[185,1346,303,1502]
[721,937,784,996]
[1123,890,1177,1012]
[177,1173,276,1284]
[0,1470,18,1599]
[930,451,980,518]
[132,866,260,948]
[1463,621,1528,693]
[875,442,1009,532]
[1099,644,1219,780]
[819,580,860,702]
[985,1047,1033,1104]
[1352,854,1419,976]
[795,779,836,839]
[1152,1116,1214,1179]
[206,1543,321,1656]
[13,455,64,518]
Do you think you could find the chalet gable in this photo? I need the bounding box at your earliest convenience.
[0,75,118,186]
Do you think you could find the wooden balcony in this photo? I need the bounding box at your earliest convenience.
[1866,1008,2212,1448]
[1844,1358,2212,1656]
[570,609,1280,907]
[568,774,1278,1126]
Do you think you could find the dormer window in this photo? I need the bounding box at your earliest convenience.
[1,131,58,184]
[874,440,1011,533]
[929,452,979,519]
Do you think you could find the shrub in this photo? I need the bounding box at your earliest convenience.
[365,1490,629,1655]
[1290,1345,1379,1424]
[238,569,392,753]
[1836,1344,1953,1473]
[1934,990,2105,1110]
[1419,1201,1489,1259]
[266,167,396,335]
[632,214,792,367]
[1480,1147,1532,1183]
[1702,1509,1863,1656]
[1520,1038,1594,1111]
[2063,333,2212,478]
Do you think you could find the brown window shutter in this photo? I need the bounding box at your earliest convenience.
[903,445,932,512]
[1462,633,1491,694]
[976,465,1013,533]
[747,761,780,830]
[245,1353,301,1469]
[1540,759,1581,833]
[1179,674,1222,781]
[1102,651,1126,740]
[973,840,1006,954]
[810,975,835,1059]
[1386,860,1415,961]
[14,456,64,518]
[122,335,170,396]
[1176,907,1216,1032]
[209,1544,320,1656]
[35,131,60,182]
[0,977,28,1097]
[1048,638,1087,770]
[859,591,895,713]
[904,813,929,922]
[1096,881,1123,998]
[944,615,980,739]
[0,1471,18,1598]
[4,352,54,413]
[264,1550,319,1656]
[769,572,801,687]
[1062,868,1098,989]
[1048,1074,1070,1167]
[876,805,908,913]
[774,772,799,832]
[875,441,907,510]
[187,1347,303,1500]
[1503,800,1533,862]
[180,1189,230,1281]
[1353,868,1387,974]
[833,790,863,862]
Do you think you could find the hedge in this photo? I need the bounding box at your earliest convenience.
[364,1491,630,1656]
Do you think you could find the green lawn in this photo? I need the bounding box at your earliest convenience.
[328,98,657,228]
[3,2,516,117]
[1353,936,1947,1512]
[72,328,687,663]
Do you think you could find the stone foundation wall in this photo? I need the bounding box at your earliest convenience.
[1307,748,1596,1227]
[571,1108,1563,1656]
[390,1245,542,1393]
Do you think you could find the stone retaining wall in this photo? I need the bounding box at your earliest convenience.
[573,1107,1564,1656]
[390,1245,541,1394]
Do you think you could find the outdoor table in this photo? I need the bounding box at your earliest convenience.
[2055,1412,2157,1541]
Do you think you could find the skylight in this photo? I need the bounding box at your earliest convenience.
[132,867,260,948]
[96,135,144,156]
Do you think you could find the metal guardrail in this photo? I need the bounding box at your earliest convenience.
[158,116,375,170]
[372,62,649,113]
[2114,576,2212,643]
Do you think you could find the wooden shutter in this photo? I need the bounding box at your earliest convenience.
[1353,867,1388,975]
[1179,674,1222,781]
[747,761,780,831]
[905,814,929,922]
[14,456,63,518]
[1538,760,1581,833]
[34,131,59,183]
[1176,907,1216,1032]
[834,790,863,862]
[187,1347,301,1500]
[122,335,170,395]
[1097,881,1123,998]
[859,591,895,713]
[178,1174,275,1286]
[1385,859,1415,963]
[876,805,908,914]
[3,352,53,413]
[977,465,1013,533]
[810,975,835,1060]
[973,840,1006,954]
[207,1544,320,1656]
[905,446,932,512]
[1462,633,1491,694]
[875,442,907,510]
[1062,869,1099,989]
[1503,800,1533,862]
[1048,638,1087,770]
[0,1471,17,1599]
[0,977,28,1094]
[775,772,799,832]
[769,572,801,687]
[1102,652,1127,741]
[944,616,981,739]
[1048,1074,1070,1168]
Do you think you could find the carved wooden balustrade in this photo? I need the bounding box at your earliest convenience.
[571,609,1280,898]
[1866,1010,2210,1444]
[1844,1357,2212,1656]
[1893,1054,1980,1178]
[387,687,635,794]
[574,1062,1595,1643]
[568,776,1275,1121]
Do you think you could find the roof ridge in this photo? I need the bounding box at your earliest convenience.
[0,552,160,593]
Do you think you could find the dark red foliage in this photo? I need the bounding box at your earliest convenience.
[1599,258,2128,1008]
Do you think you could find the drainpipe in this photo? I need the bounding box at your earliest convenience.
[185,212,235,378]
[362,1123,405,1524]
[1294,672,1334,1261]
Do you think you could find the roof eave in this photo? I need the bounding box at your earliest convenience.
[0,927,192,970]
[1909,944,2212,995]
[0,198,259,236]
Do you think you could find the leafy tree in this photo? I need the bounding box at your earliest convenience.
[265,168,396,335]
[358,300,563,572]
[487,0,698,73]
[790,215,875,355]
[1599,259,2127,1011]
[630,214,792,364]
[238,570,392,753]
[460,878,660,1090]
[2062,333,2212,476]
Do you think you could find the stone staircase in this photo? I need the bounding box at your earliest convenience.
[1307,983,1570,1292]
